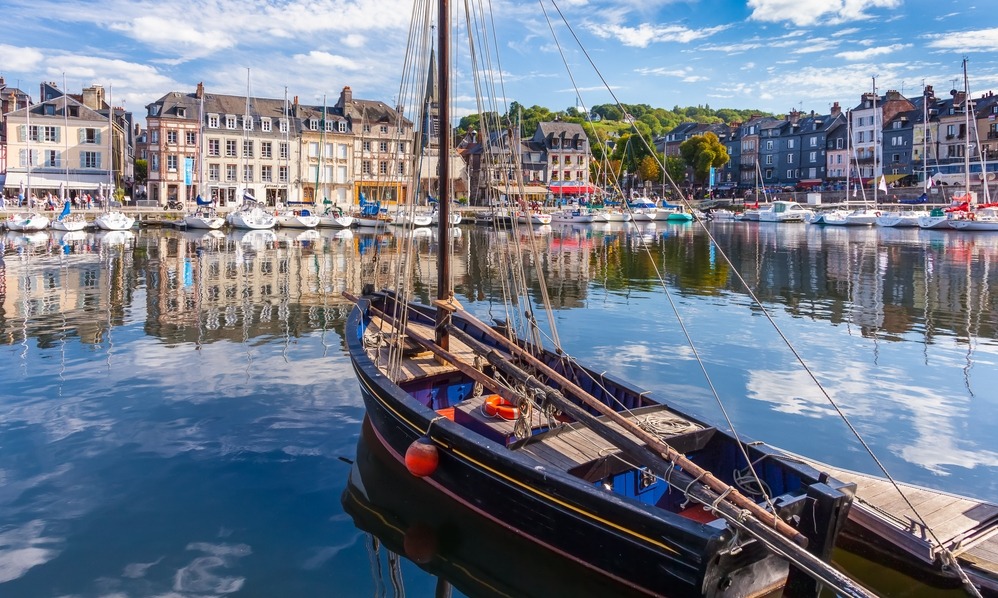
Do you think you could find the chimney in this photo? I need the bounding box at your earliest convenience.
[339,86,352,108]
[195,82,204,99]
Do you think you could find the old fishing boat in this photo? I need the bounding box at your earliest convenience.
[344,1,872,596]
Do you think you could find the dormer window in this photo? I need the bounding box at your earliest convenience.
[242,115,253,131]
[261,118,272,133]
[226,115,237,129]
[150,105,161,117]
[309,118,318,131]
[177,107,187,118]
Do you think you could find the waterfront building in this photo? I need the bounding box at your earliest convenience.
[826,107,850,184]
[146,84,299,207]
[293,98,353,207]
[333,86,412,206]
[2,82,127,201]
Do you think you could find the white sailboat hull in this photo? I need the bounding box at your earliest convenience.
[94,212,135,231]
[6,212,51,231]
[227,207,277,230]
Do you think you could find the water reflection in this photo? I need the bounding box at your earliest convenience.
[0,223,994,595]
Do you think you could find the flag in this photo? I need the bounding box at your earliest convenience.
[58,200,70,221]
[878,175,888,193]
[926,176,935,189]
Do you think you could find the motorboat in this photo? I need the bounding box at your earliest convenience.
[758,200,812,223]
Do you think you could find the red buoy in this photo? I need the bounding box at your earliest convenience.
[405,436,439,477]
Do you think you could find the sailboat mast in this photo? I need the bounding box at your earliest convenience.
[63,73,69,203]
[284,87,291,204]
[25,84,32,204]
[108,84,114,199]
[962,58,973,203]
[872,76,878,207]
[434,0,452,349]
[198,83,205,201]
[923,85,929,190]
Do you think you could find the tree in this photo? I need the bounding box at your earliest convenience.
[663,156,686,189]
[134,159,148,185]
[678,132,729,185]
[637,154,661,183]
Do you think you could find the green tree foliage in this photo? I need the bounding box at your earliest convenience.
[678,132,730,185]
[134,159,148,184]
[663,155,686,188]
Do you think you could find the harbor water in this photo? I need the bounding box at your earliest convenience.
[0,222,994,597]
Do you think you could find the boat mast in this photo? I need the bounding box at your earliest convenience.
[108,84,114,201]
[872,76,878,207]
[923,84,930,190]
[63,73,69,204]
[434,0,452,349]
[198,82,205,203]
[284,87,291,204]
[25,83,32,204]
[962,58,973,204]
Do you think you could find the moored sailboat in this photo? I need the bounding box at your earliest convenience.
[343,1,872,597]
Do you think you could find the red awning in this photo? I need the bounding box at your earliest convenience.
[797,179,822,188]
[549,184,595,195]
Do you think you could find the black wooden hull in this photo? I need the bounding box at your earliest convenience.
[345,294,852,597]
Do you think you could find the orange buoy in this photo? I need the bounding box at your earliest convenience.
[483,394,518,420]
[405,436,439,477]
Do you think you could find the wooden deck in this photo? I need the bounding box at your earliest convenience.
[794,457,998,593]
[368,316,478,381]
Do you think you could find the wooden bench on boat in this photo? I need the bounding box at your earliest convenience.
[453,398,716,475]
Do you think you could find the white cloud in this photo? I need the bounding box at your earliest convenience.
[635,66,709,83]
[587,22,730,48]
[748,0,902,27]
[923,27,998,52]
[836,43,911,61]
[0,44,44,71]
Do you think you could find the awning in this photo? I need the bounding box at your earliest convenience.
[797,179,822,188]
[549,183,596,194]
[491,184,550,195]
[882,174,907,184]
[3,172,109,190]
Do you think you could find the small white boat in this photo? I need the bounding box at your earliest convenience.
[276,209,320,229]
[430,209,462,225]
[549,208,595,224]
[626,197,660,222]
[595,209,631,222]
[227,203,277,230]
[758,200,812,223]
[318,206,355,228]
[948,206,998,231]
[94,211,135,231]
[7,212,50,231]
[517,211,552,225]
[51,202,88,231]
[183,210,225,230]
[875,209,929,228]
[391,211,433,227]
[181,196,225,229]
[708,209,738,221]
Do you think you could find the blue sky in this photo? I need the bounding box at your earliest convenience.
[1,0,997,124]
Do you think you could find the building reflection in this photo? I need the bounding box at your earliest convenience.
[0,223,997,348]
